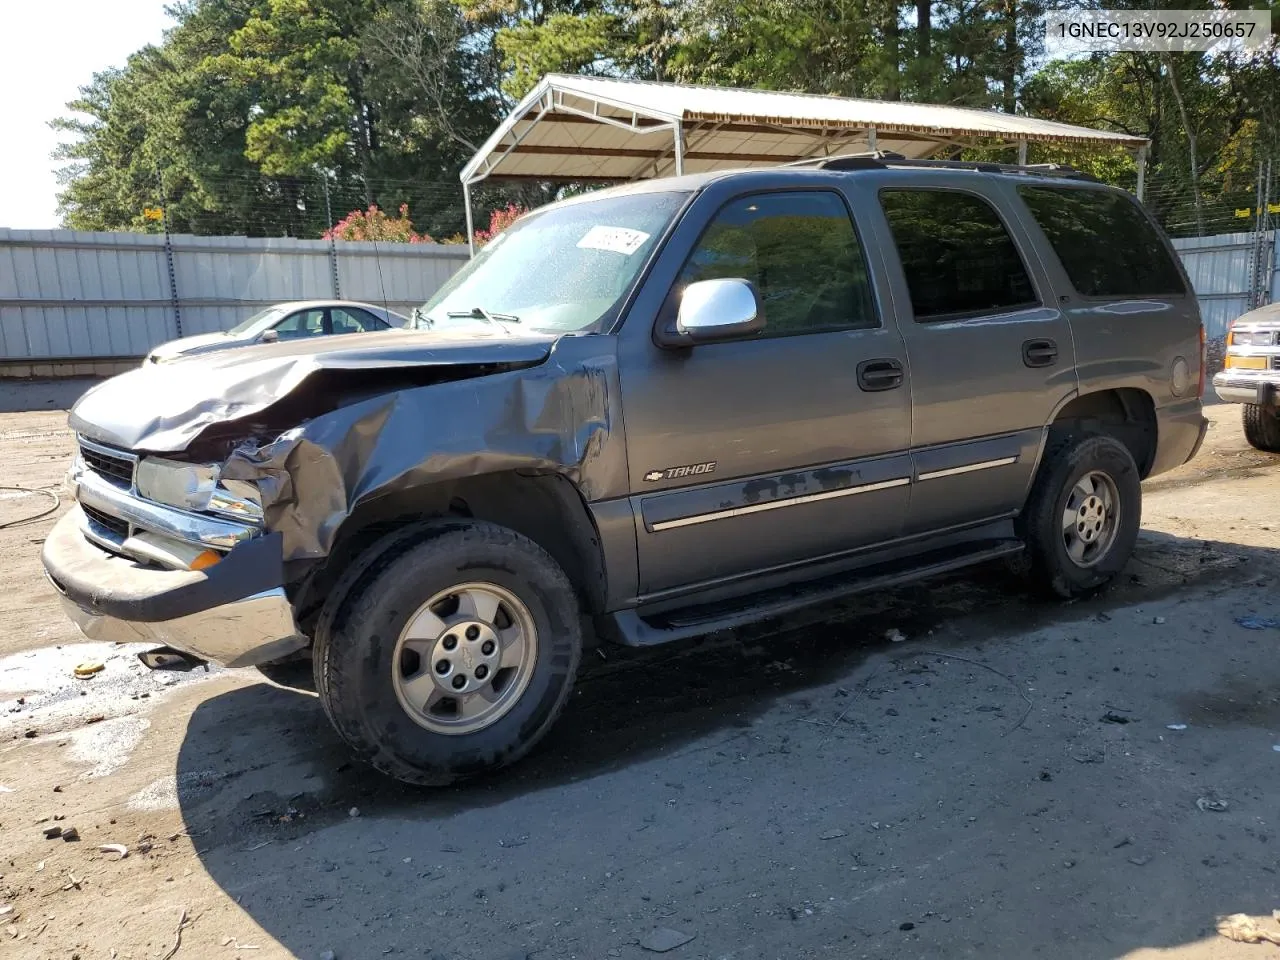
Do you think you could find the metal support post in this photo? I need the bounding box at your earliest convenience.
[157,169,181,337]
[464,179,477,257]
[322,178,341,297]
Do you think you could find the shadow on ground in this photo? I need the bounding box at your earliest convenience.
[178,530,1280,959]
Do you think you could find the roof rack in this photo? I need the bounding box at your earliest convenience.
[787,150,1098,182]
[784,150,907,169]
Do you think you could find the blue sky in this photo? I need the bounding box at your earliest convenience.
[0,0,175,229]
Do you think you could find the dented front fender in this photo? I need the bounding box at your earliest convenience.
[215,338,627,562]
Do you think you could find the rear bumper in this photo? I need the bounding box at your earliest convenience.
[42,508,305,668]
[1148,398,1209,477]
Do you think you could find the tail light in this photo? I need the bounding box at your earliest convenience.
[1198,323,1206,398]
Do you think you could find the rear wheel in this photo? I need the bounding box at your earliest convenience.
[313,521,582,785]
[1018,434,1141,598]
[1242,403,1280,452]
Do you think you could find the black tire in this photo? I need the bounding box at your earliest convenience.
[1242,403,1280,452]
[1018,434,1141,599]
[312,520,582,786]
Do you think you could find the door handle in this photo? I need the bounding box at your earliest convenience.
[857,358,904,392]
[1022,338,1058,368]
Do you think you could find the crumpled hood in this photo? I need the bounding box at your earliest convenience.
[71,328,558,452]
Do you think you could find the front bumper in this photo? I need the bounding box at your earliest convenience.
[42,508,305,668]
[1213,372,1279,407]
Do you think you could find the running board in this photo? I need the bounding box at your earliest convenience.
[606,540,1025,648]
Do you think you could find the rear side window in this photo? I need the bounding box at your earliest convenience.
[1018,186,1186,298]
[331,307,386,333]
[879,189,1037,321]
[678,191,878,336]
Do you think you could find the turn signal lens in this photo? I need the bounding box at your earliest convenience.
[1225,355,1267,369]
[190,550,221,571]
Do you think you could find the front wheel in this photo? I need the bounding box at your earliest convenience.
[313,521,582,785]
[1242,403,1280,452]
[1018,434,1141,598]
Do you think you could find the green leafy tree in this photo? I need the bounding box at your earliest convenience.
[55,0,1280,242]
[54,0,493,237]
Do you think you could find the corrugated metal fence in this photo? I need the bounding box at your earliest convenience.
[1172,230,1278,341]
[0,229,468,373]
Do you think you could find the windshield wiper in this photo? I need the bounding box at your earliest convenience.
[445,306,520,325]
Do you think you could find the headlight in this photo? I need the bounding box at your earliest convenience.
[136,457,265,521]
[136,457,220,512]
[1230,329,1276,347]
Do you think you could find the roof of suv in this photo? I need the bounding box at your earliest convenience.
[546,153,1115,210]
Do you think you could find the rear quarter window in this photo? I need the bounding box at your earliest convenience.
[878,188,1038,322]
[1018,186,1186,298]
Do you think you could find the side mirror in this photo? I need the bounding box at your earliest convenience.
[258,329,279,343]
[659,278,763,348]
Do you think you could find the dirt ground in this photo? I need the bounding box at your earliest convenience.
[2,379,1280,960]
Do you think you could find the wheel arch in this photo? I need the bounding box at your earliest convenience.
[1046,387,1158,479]
[296,471,608,628]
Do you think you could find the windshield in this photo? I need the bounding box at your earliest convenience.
[228,306,287,336]
[417,191,688,334]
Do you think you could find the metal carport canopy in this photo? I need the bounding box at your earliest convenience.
[461,74,1150,187]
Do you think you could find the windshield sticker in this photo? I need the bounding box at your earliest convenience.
[577,225,650,255]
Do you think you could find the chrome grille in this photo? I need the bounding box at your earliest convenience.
[78,438,136,487]
[81,503,129,540]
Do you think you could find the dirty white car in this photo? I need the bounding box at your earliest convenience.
[1213,305,1280,451]
[144,300,407,364]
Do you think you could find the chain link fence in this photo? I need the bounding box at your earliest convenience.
[143,172,558,245]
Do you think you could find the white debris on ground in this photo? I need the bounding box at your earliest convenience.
[66,715,152,779]
[128,769,226,812]
[0,641,222,771]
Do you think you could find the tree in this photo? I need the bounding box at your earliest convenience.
[56,0,1280,243]
[52,0,326,236]
[669,0,888,98]
[1022,41,1280,237]
[362,0,497,153]
[54,0,488,237]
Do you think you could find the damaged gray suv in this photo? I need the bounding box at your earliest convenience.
[44,156,1208,785]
